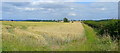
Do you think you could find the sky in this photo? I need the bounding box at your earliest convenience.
[2,0,120,2]
[1,2,118,20]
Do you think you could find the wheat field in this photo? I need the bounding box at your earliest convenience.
[2,21,85,51]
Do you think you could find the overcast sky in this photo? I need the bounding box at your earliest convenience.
[1,2,118,20]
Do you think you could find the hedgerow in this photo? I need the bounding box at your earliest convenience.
[83,19,120,40]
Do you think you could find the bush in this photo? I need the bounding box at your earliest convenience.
[83,19,120,40]
[63,18,69,22]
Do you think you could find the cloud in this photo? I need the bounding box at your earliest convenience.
[96,8,107,11]
[17,7,45,11]
[47,8,54,11]
[2,2,118,20]
[70,8,75,10]
[17,7,35,11]
[30,1,59,5]
[2,0,120,2]
[100,8,107,10]
[68,13,77,16]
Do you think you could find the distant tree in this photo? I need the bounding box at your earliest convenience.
[11,20,13,21]
[63,18,69,22]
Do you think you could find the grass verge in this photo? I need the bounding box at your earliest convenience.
[82,23,118,51]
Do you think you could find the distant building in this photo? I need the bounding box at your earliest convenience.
[60,21,64,22]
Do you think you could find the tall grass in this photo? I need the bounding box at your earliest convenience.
[2,21,85,51]
[82,24,118,51]
[0,21,2,52]
[2,21,118,51]
[51,24,118,51]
